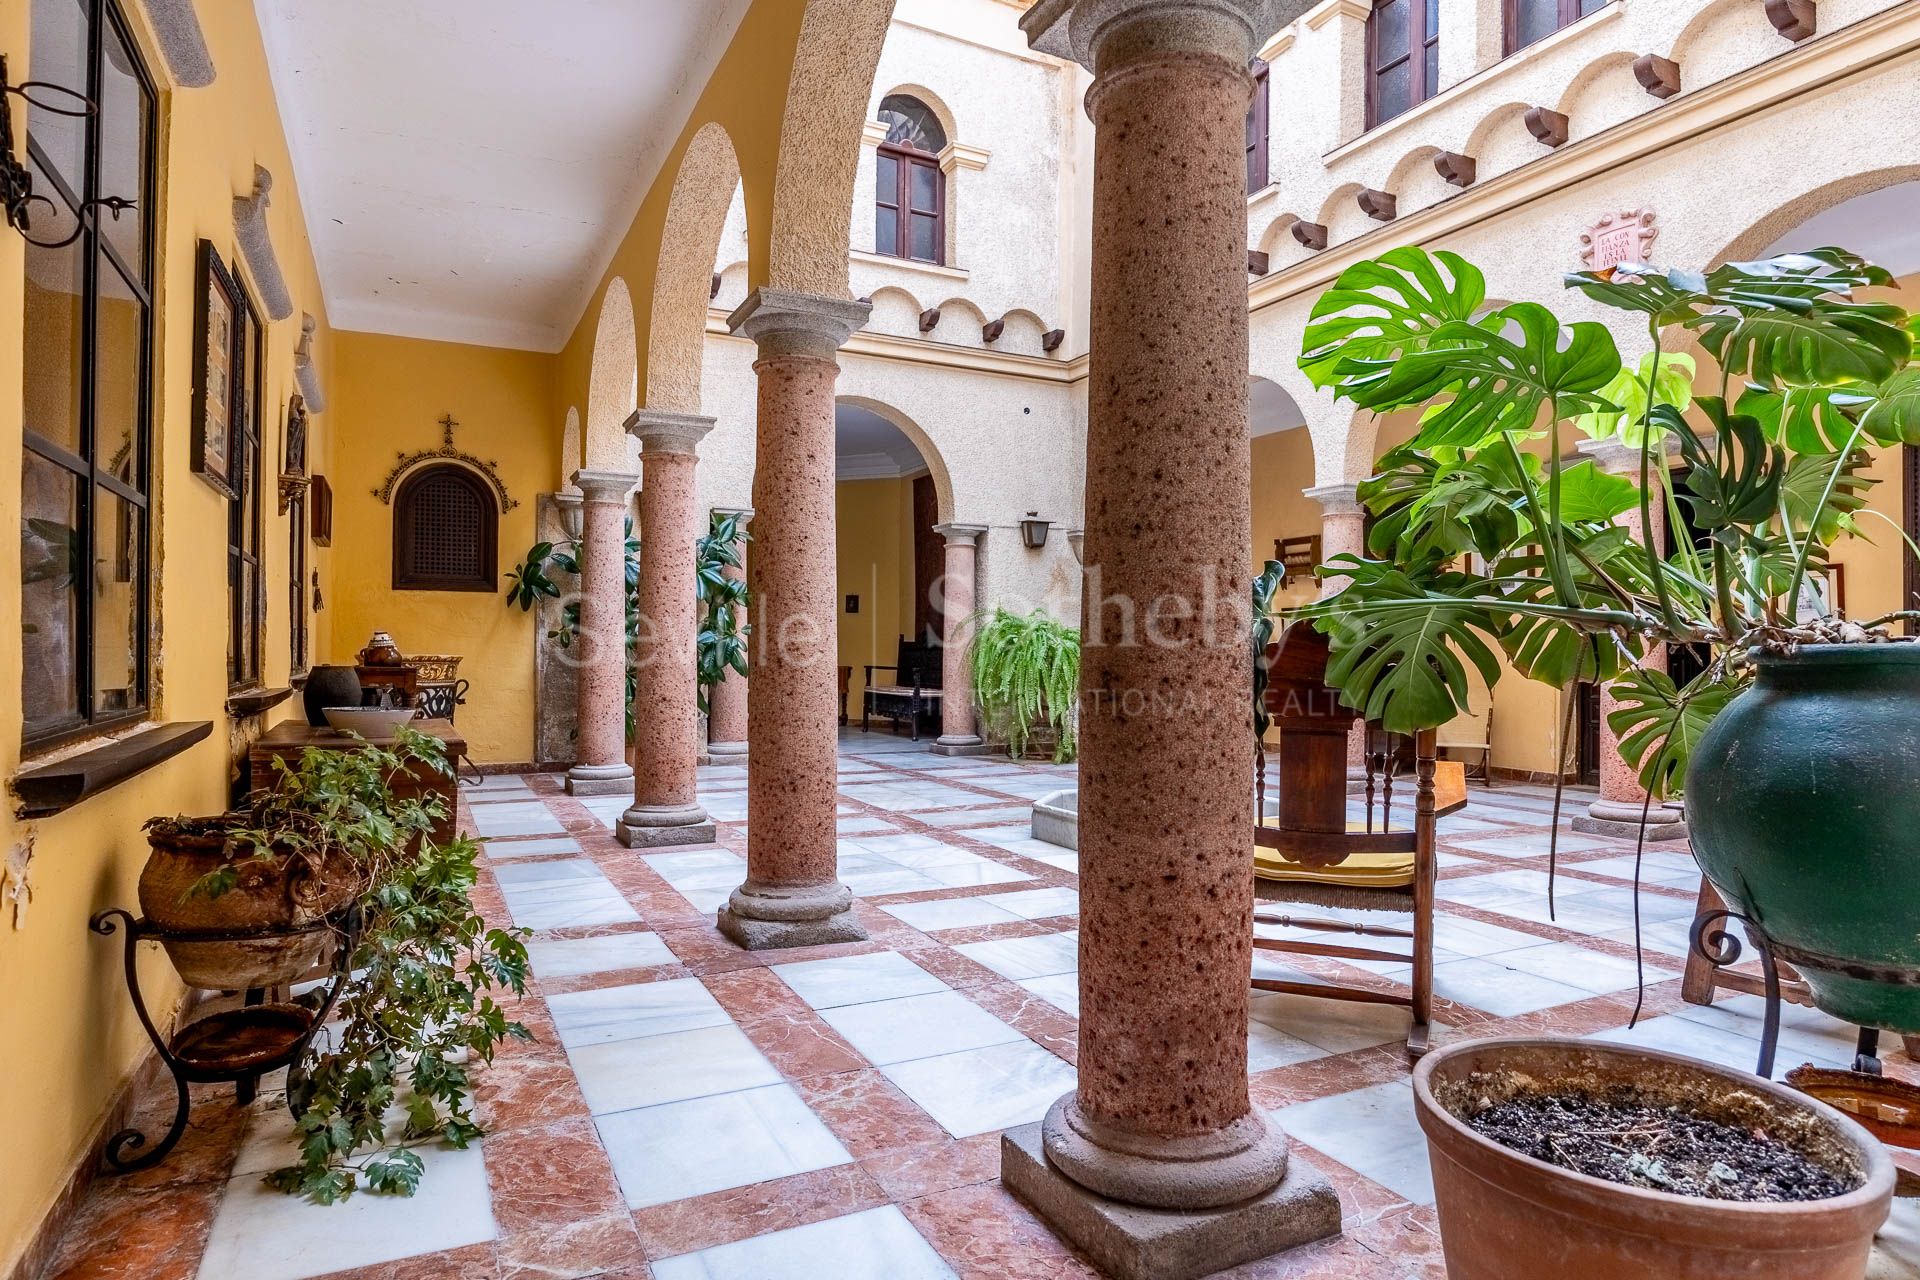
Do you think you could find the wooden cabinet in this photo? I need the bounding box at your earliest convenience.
[249,719,466,846]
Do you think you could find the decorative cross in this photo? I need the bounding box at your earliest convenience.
[439,413,460,447]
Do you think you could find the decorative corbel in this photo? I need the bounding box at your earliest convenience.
[1247,249,1271,276]
[982,318,1005,344]
[1525,107,1570,148]
[1042,329,1066,353]
[1356,189,1397,222]
[1292,221,1329,250]
[1764,0,1816,41]
[233,164,294,320]
[1433,152,1477,188]
[1633,54,1681,100]
[141,0,215,88]
[919,307,942,334]
[294,312,327,413]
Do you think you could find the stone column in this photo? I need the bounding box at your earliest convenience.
[1003,4,1339,1278]
[931,522,989,755]
[1572,438,1687,841]
[617,410,718,849]
[1305,482,1369,776]
[718,288,872,949]
[565,470,638,796]
[705,506,753,765]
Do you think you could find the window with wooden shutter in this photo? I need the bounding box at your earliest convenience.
[1367,0,1439,129]
[875,95,948,265]
[1506,0,1609,54]
[392,464,498,592]
[1246,59,1270,194]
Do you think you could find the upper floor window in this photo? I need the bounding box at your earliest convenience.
[1507,0,1608,53]
[392,464,498,592]
[1368,0,1439,128]
[21,0,156,749]
[875,94,947,265]
[1245,59,1270,194]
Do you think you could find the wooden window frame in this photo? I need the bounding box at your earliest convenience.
[289,491,309,675]
[1246,58,1271,194]
[875,142,946,266]
[1503,0,1607,55]
[226,279,265,691]
[1366,0,1439,130]
[392,463,499,593]
[20,0,157,752]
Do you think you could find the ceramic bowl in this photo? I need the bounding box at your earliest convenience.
[321,706,418,740]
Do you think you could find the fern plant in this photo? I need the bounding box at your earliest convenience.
[968,607,1080,762]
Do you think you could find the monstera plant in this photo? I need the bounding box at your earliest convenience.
[694,509,752,714]
[1297,244,1920,1032]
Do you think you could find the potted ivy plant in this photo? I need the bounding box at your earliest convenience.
[1293,245,1920,1033]
[968,607,1080,762]
[143,727,530,1200]
[506,517,642,743]
[695,509,752,715]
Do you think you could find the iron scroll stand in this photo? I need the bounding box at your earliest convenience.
[1690,907,1890,1082]
[88,906,362,1173]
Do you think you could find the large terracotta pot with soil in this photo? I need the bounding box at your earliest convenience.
[140,817,364,991]
[1687,643,1920,1032]
[1414,1038,1892,1280]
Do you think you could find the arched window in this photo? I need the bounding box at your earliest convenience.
[875,94,948,265]
[1367,0,1439,128]
[1506,0,1608,54]
[392,464,498,591]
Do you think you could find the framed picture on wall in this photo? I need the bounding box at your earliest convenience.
[191,240,243,498]
[309,474,334,546]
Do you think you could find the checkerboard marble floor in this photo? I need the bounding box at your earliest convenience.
[43,729,1920,1280]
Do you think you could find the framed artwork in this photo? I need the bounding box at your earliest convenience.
[191,240,243,498]
[1275,534,1323,586]
[309,474,334,547]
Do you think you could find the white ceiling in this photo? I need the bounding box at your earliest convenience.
[836,404,929,479]
[255,0,752,351]
[1761,182,1920,279]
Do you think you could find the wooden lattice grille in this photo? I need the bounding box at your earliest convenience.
[393,464,497,591]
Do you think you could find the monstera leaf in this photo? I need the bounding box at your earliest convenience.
[1300,247,1486,389]
[1664,402,1786,534]
[1738,382,1876,454]
[1777,448,1875,545]
[1360,446,1531,570]
[1355,304,1623,450]
[1310,559,1508,733]
[1495,528,1652,687]
[1565,263,1711,326]
[1553,460,1641,524]
[1860,368,1920,445]
[1573,352,1696,448]
[1607,666,1746,800]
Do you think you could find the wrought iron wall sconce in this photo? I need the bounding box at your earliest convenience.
[1019,512,1051,550]
[1,55,138,250]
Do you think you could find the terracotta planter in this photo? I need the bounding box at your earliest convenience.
[1413,1037,1893,1280]
[140,817,364,991]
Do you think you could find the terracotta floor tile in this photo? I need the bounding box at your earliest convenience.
[483,1118,625,1234]
[42,1183,219,1280]
[312,1241,501,1280]
[858,1132,1001,1201]
[495,1212,645,1280]
[629,1162,887,1259]
[789,1068,950,1158]
[899,1182,1101,1280]
[476,1050,593,1130]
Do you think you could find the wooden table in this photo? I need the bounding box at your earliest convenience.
[249,718,466,846]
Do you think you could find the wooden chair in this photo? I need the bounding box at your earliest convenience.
[1252,624,1468,1055]
[862,636,944,740]
[1437,703,1495,787]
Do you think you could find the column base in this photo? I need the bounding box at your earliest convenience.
[1001,1122,1341,1280]
[931,736,993,757]
[1571,799,1688,843]
[716,880,867,950]
[565,764,634,797]
[617,802,717,849]
[706,741,749,765]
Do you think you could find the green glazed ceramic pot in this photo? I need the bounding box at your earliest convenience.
[1686,643,1920,1033]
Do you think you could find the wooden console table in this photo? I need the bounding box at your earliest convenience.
[249,718,466,846]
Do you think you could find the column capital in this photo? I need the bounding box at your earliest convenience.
[626,408,715,456]
[1576,434,1679,476]
[572,469,638,502]
[727,287,871,360]
[1022,0,1315,69]
[1302,482,1363,517]
[711,505,755,521]
[932,522,989,546]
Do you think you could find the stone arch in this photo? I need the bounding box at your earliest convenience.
[1553,50,1646,143]
[560,407,582,493]
[1460,100,1537,183]
[865,284,926,338]
[994,307,1051,356]
[1255,212,1301,258]
[1669,0,1759,76]
[872,81,959,146]
[929,296,989,347]
[647,122,744,415]
[1709,165,1920,267]
[585,278,638,469]
[769,0,898,296]
[836,394,956,522]
[1384,143,1455,216]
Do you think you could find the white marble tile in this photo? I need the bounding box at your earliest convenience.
[772,950,947,1010]
[1247,1019,1331,1072]
[597,1083,852,1209]
[1431,914,1553,958]
[1280,1081,1432,1205]
[1670,993,1864,1067]
[651,1205,957,1280]
[501,881,639,931]
[976,886,1080,920]
[469,801,564,838]
[1015,973,1079,1018]
[1449,832,1615,859]
[490,857,603,887]
[483,835,583,861]
[880,1038,1077,1138]
[527,932,676,979]
[915,805,1032,828]
[880,897,1026,932]
[880,844,1009,871]
[569,1023,782,1114]
[1248,991,1418,1055]
[1587,1012,1847,1073]
[819,990,1023,1066]
[840,867,949,897]
[197,1141,495,1280]
[955,932,1080,982]
[548,977,731,1048]
[1499,941,1676,995]
[916,859,1034,889]
[1428,956,1594,1016]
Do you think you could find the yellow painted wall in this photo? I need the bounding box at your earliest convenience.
[0,0,337,1269]
[327,331,560,765]
[1249,427,1323,613]
[836,477,918,712]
